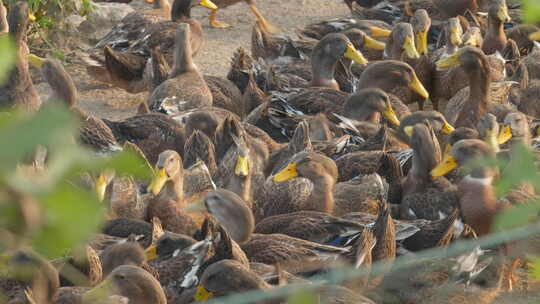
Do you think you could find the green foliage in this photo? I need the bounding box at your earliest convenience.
[0,36,15,85]
[3,0,95,31]
[523,0,540,24]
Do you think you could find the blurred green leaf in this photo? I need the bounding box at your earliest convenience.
[523,0,540,24]
[494,144,539,197]
[33,182,104,258]
[532,256,540,279]
[0,104,77,172]
[494,199,540,231]
[288,290,319,304]
[0,35,16,85]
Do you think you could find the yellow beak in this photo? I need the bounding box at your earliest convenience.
[28,12,36,22]
[441,121,455,135]
[363,35,386,51]
[194,284,213,301]
[382,104,400,126]
[235,155,249,177]
[436,52,461,70]
[344,43,368,65]
[497,125,512,145]
[449,27,462,46]
[529,30,540,41]
[200,0,218,10]
[431,154,458,177]
[147,168,168,195]
[403,126,413,137]
[27,54,45,68]
[415,31,429,56]
[367,26,391,38]
[145,245,159,261]
[497,7,511,23]
[273,162,298,182]
[95,174,108,202]
[402,36,420,59]
[409,72,429,99]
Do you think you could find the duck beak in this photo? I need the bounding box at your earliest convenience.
[498,125,512,144]
[27,54,45,68]
[273,162,298,182]
[415,31,429,56]
[368,26,391,38]
[28,12,36,22]
[94,173,108,202]
[344,43,368,65]
[497,6,511,23]
[382,104,400,126]
[436,52,460,70]
[402,36,420,59]
[194,284,213,301]
[529,30,540,41]
[441,121,455,135]
[147,168,168,195]
[144,245,159,261]
[235,155,249,177]
[363,35,386,50]
[82,279,114,303]
[403,126,413,137]
[185,198,208,213]
[431,154,458,177]
[200,0,218,10]
[449,27,462,46]
[409,72,429,99]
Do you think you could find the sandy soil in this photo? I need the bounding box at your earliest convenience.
[32,0,350,121]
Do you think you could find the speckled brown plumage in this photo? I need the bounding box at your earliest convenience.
[0,3,41,112]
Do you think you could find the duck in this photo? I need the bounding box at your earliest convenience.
[148,23,213,115]
[482,0,512,55]
[357,60,429,112]
[384,22,420,61]
[28,56,121,154]
[0,250,60,304]
[145,150,207,235]
[0,1,7,33]
[431,0,483,19]
[431,139,502,236]
[91,0,218,93]
[0,2,41,112]
[438,46,511,129]
[82,265,167,304]
[399,123,459,220]
[206,0,277,32]
[298,18,392,41]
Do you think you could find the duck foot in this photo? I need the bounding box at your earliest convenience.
[505,258,521,292]
[248,3,279,33]
[209,10,231,28]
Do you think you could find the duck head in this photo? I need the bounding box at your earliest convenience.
[411,9,431,56]
[147,150,183,195]
[343,88,400,126]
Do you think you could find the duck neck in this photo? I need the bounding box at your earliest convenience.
[487,15,506,46]
[307,173,336,213]
[460,56,491,126]
[484,134,500,153]
[225,174,252,204]
[170,27,196,77]
[170,0,192,22]
[310,48,340,90]
[155,0,171,11]
[160,172,185,206]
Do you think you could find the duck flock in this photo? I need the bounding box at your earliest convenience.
[2,0,540,303]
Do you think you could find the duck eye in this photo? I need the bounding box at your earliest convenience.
[115,273,126,280]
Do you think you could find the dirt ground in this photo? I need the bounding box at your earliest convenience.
[32,0,350,121]
[28,0,540,302]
